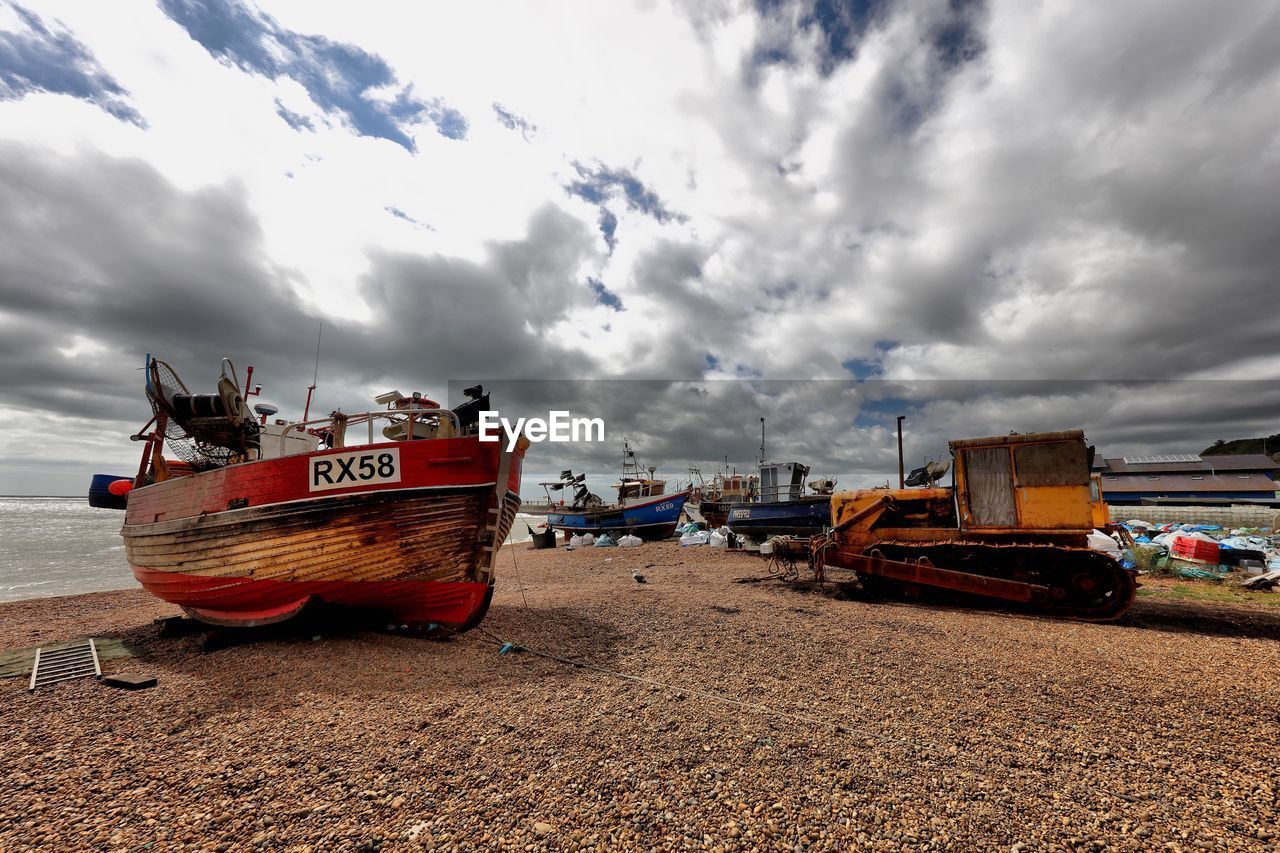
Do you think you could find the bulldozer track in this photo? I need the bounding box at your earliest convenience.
[803,535,1137,622]
[865,540,1137,622]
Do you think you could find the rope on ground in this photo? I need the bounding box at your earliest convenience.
[436,625,1144,796]
[808,532,834,584]
[508,539,529,609]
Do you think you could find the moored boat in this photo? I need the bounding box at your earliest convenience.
[698,470,758,529]
[544,440,689,540]
[706,418,836,542]
[724,461,832,541]
[96,356,526,630]
[546,491,689,540]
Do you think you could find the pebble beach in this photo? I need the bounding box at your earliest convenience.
[2,542,1279,851]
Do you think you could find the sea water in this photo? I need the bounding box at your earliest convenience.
[0,497,132,602]
[0,497,540,603]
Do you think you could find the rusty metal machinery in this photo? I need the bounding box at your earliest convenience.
[778,430,1137,621]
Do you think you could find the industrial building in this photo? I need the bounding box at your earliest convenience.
[1092,453,1280,505]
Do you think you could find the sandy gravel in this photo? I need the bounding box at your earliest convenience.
[2,543,1279,851]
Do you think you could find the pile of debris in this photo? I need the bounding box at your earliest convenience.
[675,522,740,548]
[1119,519,1280,591]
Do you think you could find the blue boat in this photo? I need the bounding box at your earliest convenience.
[547,491,690,540]
[725,495,831,539]
[724,460,834,541]
[542,440,690,541]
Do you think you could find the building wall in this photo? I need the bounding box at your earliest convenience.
[1108,504,1280,528]
[1104,491,1276,504]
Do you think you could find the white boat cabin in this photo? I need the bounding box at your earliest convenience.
[758,461,810,503]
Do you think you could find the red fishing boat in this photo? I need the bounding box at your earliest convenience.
[98,356,526,630]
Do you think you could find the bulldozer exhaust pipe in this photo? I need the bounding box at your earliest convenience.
[896,415,906,489]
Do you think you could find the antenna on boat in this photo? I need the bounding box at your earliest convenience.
[302,320,323,422]
[759,417,766,467]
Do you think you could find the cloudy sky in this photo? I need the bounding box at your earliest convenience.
[1,0,1278,497]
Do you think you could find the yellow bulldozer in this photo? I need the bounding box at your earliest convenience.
[786,429,1136,621]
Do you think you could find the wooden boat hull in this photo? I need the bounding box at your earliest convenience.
[699,499,729,529]
[132,569,494,628]
[122,436,523,629]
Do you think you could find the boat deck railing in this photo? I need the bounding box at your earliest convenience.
[274,408,462,456]
[754,484,811,503]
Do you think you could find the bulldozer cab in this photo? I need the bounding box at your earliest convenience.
[1090,473,1110,529]
[951,431,1094,532]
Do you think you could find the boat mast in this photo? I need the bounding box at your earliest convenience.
[758,417,768,501]
[302,320,323,422]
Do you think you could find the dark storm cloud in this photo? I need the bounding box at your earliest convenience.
[581,239,732,380]
[355,221,601,380]
[632,240,709,304]
[0,3,144,126]
[159,0,465,150]
[853,2,1280,380]
[670,1,1280,384]
[0,142,323,426]
[0,143,599,432]
[1,141,1275,496]
[455,379,1280,500]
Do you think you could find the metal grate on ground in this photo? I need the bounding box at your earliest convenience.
[28,639,101,692]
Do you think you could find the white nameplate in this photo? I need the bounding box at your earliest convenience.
[308,448,402,492]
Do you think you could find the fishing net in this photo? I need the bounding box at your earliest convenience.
[146,358,255,470]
